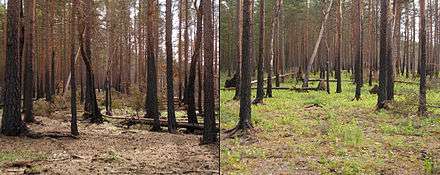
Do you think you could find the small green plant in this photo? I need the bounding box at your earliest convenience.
[24,165,43,174]
[328,118,364,146]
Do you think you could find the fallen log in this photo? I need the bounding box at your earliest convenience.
[291,87,321,92]
[107,116,219,131]
[394,80,419,85]
[250,73,295,85]
[221,87,291,91]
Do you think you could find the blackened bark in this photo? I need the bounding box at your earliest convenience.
[23,0,35,123]
[185,3,203,133]
[233,0,242,101]
[166,0,177,133]
[70,0,79,135]
[228,0,254,138]
[145,0,161,131]
[354,0,362,100]
[419,0,427,116]
[79,0,103,123]
[203,0,218,144]
[335,0,342,93]
[1,0,27,136]
[253,0,265,104]
[377,0,389,109]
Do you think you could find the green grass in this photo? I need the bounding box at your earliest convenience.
[220,73,440,174]
[0,150,47,166]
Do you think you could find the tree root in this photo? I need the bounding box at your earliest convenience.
[225,122,255,140]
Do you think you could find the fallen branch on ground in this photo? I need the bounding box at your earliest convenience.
[108,116,219,131]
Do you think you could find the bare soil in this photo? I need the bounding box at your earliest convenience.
[0,113,219,175]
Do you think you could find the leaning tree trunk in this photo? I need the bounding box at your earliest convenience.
[303,0,333,88]
[79,0,103,123]
[1,0,27,136]
[266,0,280,98]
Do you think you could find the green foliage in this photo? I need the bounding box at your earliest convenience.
[24,165,44,174]
[0,150,47,165]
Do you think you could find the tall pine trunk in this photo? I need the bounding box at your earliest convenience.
[203,0,218,144]
[419,0,427,116]
[23,0,35,123]
[1,0,27,136]
[165,0,177,133]
[145,0,161,131]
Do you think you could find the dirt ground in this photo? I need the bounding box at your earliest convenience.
[0,113,219,175]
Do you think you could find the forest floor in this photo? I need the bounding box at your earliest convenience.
[0,95,219,174]
[220,74,440,174]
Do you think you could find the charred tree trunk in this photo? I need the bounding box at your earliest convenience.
[419,0,427,116]
[70,0,79,135]
[165,0,177,133]
[377,0,389,109]
[233,0,243,100]
[79,0,103,123]
[335,0,342,93]
[1,0,27,136]
[23,0,35,123]
[228,0,254,138]
[253,0,265,104]
[185,3,202,133]
[354,0,362,100]
[144,0,161,131]
[202,0,218,144]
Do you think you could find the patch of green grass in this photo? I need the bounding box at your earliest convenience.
[328,117,364,147]
[379,120,425,136]
[24,165,44,174]
[0,150,47,165]
[220,71,440,174]
[220,146,248,173]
